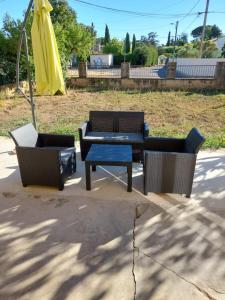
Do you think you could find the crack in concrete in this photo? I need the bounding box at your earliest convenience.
[132,216,137,300]
[132,205,145,300]
[132,207,138,300]
[133,203,222,300]
[208,287,225,295]
[141,251,217,300]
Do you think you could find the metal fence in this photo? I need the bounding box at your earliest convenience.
[87,65,121,78]
[67,63,218,79]
[130,65,166,78]
[175,64,216,78]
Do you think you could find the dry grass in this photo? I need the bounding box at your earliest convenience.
[1,88,225,148]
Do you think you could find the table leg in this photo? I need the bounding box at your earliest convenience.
[85,162,91,191]
[127,164,132,192]
[92,165,96,172]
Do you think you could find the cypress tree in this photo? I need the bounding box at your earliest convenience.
[125,32,130,54]
[166,31,171,46]
[132,34,136,53]
[104,24,110,45]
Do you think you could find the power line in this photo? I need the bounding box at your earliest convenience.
[181,15,200,33]
[70,0,225,20]
[154,0,187,14]
[179,0,201,22]
[71,0,199,18]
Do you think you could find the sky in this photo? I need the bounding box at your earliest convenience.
[0,0,225,44]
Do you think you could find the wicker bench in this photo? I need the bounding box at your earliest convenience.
[79,111,149,162]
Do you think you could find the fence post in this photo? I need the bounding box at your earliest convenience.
[166,62,177,79]
[78,62,87,78]
[121,62,130,79]
[215,62,225,88]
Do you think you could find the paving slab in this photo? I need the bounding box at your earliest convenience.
[0,137,225,300]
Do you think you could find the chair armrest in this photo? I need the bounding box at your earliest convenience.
[16,146,61,180]
[78,121,90,139]
[38,133,75,147]
[144,122,150,137]
[144,137,185,152]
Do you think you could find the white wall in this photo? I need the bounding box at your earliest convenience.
[215,37,225,51]
[169,58,225,65]
[90,54,113,66]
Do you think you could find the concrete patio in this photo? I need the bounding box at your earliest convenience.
[0,136,225,300]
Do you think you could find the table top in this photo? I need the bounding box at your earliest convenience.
[85,144,132,164]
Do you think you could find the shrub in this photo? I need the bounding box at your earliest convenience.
[131,45,158,66]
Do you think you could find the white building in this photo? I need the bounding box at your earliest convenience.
[90,54,113,68]
[213,36,225,51]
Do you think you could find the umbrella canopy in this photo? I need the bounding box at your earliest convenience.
[31,0,65,95]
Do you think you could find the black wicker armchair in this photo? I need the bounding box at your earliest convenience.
[9,123,76,190]
[143,128,205,198]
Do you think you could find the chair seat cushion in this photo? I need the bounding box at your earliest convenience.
[60,148,76,175]
[42,146,75,174]
[83,132,144,144]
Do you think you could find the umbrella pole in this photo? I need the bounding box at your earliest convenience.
[24,30,36,129]
[16,0,37,129]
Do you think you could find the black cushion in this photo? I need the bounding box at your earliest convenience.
[60,148,76,175]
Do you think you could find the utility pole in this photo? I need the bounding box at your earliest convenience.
[171,21,179,59]
[199,0,210,58]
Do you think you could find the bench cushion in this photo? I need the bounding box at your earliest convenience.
[83,132,144,144]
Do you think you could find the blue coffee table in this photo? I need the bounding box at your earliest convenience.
[85,144,132,192]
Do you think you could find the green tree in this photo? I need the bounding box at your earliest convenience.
[141,32,159,46]
[191,25,222,40]
[221,43,225,58]
[211,25,222,39]
[166,31,171,46]
[201,41,220,58]
[104,24,110,45]
[68,24,95,61]
[50,0,77,26]
[177,44,199,58]
[124,32,130,54]
[177,41,219,58]
[131,45,158,65]
[132,34,136,53]
[103,38,123,55]
[176,33,188,46]
[50,0,95,65]
[0,0,95,85]
[0,14,32,85]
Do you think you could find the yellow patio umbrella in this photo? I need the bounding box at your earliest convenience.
[31,0,65,95]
